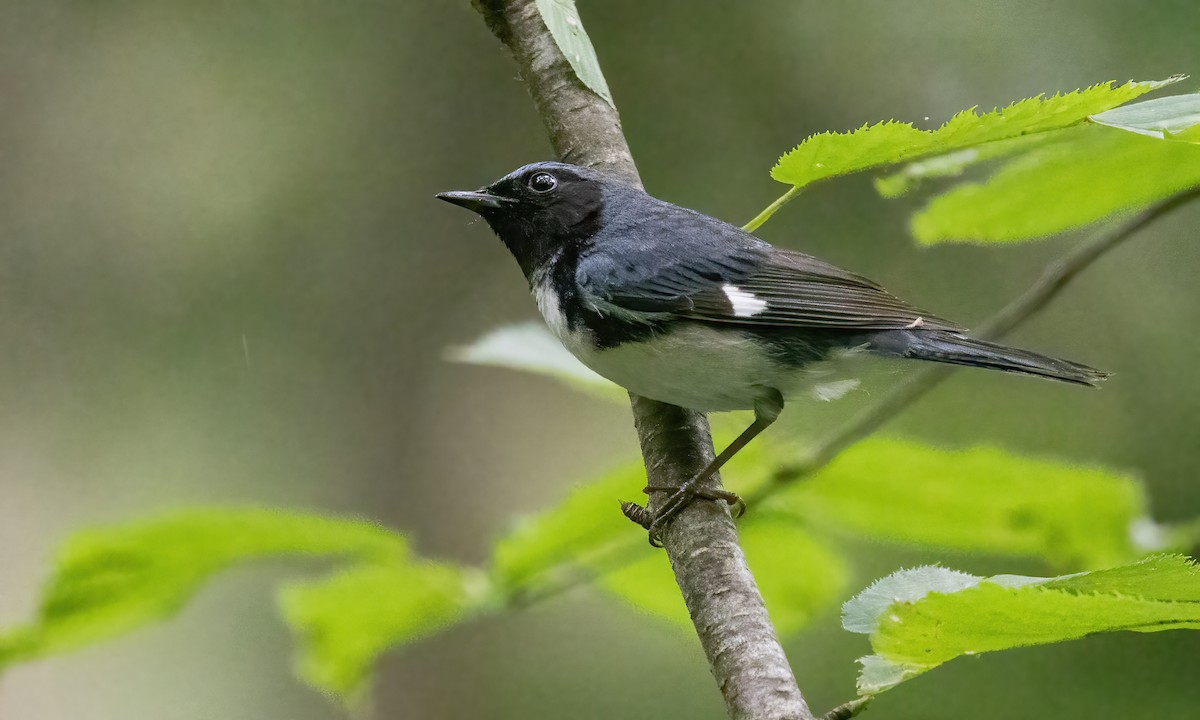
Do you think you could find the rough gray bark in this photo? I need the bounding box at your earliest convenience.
[470,1,814,718]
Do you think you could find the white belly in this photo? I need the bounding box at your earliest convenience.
[577,323,785,411]
[533,278,861,412]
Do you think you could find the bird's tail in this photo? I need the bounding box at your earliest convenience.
[870,330,1109,387]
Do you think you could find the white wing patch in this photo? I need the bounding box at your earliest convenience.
[721,284,768,318]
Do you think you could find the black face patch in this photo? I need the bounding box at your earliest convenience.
[477,162,608,280]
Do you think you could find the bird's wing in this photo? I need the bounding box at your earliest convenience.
[577,245,963,332]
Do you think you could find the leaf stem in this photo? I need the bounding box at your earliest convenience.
[743,184,803,232]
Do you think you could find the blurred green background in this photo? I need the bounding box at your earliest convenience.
[2,1,1198,717]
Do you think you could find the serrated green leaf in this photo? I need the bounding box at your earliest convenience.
[0,508,405,671]
[281,561,482,698]
[534,0,614,106]
[841,566,983,634]
[771,120,935,188]
[846,555,1200,695]
[449,322,623,402]
[771,78,1179,191]
[1090,93,1200,139]
[913,125,1200,243]
[767,438,1150,569]
[600,520,848,635]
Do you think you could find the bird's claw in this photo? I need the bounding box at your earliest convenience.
[640,484,746,547]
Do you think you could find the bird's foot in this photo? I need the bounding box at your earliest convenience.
[639,483,745,547]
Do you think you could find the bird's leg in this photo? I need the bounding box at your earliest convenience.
[643,391,783,546]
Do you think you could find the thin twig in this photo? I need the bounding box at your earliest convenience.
[470,2,815,718]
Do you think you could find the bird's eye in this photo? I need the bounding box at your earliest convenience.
[528,172,558,193]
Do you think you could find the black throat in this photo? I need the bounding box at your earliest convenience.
[487,184,604,281]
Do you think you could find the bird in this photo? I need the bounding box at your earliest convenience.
[437,161,1107,544]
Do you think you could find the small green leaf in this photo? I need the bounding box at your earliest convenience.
[281,561,482,697]
[771,78,1179,191]
[0,508,406,670]
[1090,92,1200,139]
[600,520,848,635]
[449,322,623,402]
[767,438,1150,569]
[772,120,935,189]
[534,0,614,106]
[845,555,1200,695]
[912,126,1200,243]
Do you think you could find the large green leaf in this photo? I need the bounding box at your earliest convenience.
[534,0,614,106]
[912,125,1200,243]
[770,78,1178,191]
[281,561,484,697]
[844,555,1200,695]
[0,509,406,670]
[767,438,1152,569]
[599,520,848,634]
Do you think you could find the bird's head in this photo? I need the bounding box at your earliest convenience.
[437,161,609,279]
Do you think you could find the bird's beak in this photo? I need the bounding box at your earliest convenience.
[435,190,511,213]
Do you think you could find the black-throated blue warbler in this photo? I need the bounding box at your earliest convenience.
[438,162,1107,543]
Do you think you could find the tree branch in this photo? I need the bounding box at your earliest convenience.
[470,1,814,718]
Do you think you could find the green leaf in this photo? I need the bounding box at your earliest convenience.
[767,438,1151,569]
[912,125,1200,243]
[772,120,935,189]
[0,508,405,670]
[534,0,614,106]
[771,78,1179,190]
[1090,92,1200,139]
[600,520,848,634]
[845,555,1200,695]
[448,322,623,402]
[281,561,484,697]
